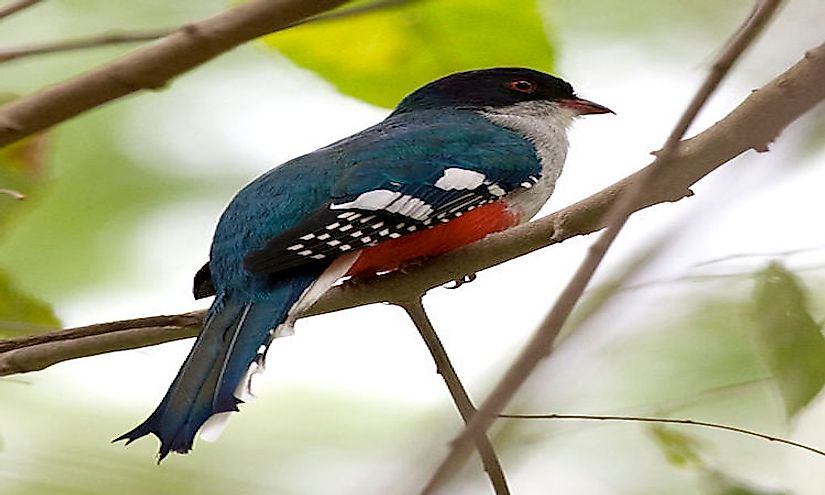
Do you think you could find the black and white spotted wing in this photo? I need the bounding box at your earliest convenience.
[242,176,538,276]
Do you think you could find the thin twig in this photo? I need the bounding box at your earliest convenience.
[0,0,42,20]
[498,413,825,459]
[690,243,825,268]
[0,0,416,65]
[419,2,785,492]
[613,262,825,293]
[0,30,170,63]
[0,312,203,375]
[654,377,770,415]
[398,298,510,495]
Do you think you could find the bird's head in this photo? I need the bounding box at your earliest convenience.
[391,67,612,122]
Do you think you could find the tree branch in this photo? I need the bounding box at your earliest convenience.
[419,1,787,492]
[0,0,43,20]
[0,0,351,148]
[0,35,823,377]
[398,298,510,495]
[0,312,203,375]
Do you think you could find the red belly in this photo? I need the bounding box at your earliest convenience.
[346,201,520,277]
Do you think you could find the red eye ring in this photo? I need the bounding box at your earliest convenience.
[506,80,537,94]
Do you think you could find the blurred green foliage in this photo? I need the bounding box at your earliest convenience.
[649,426,790,494]
[600,280,822,492]
[0,1,231,327]
[0,106,209,301]
[266,0,554,108]
[701,470,789,495]
[0,93,49,228]
[0,270,59,338]
[606,297,767,405]
[0,92,61,335]
[751,263,825,417]
[650,424,705,467]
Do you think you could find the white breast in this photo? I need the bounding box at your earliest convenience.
[481,101,576,221]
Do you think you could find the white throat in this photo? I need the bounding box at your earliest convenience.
[480,100,576,220]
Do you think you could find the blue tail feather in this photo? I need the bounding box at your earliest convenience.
[115,273,319,461]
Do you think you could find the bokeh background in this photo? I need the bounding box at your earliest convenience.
[1,0,824,493]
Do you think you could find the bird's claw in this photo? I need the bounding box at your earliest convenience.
[445,273,477,289]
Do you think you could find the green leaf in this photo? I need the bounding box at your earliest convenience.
[751,263,825,416]
[0,269,59,338]
[652,423,790,494]
[265,0,555,108]
[649,424,705,468]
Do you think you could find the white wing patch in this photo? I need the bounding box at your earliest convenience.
[330,189,433,221]
[434,168,486,191]
[330,189,401,211]
[329,168,494,222]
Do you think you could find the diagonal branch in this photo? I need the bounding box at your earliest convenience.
[1,35,823,377]
[0,0,351,148]
[419,1,786,492]
[398,298,510,495]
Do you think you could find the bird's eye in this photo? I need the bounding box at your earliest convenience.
[506,80,537,94]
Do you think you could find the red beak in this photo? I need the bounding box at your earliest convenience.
[560,97,614,115]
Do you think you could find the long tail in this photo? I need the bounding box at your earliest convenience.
[114,273,319,461]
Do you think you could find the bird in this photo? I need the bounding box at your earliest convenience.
[115,67,612,460]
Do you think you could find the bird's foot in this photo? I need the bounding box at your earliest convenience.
[444,272,477,289]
